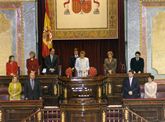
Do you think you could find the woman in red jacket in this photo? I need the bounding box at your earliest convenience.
[6,55,18,76]
[26,51,39,75]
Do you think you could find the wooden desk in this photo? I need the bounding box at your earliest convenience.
[0,100,42,122]
[123,99,165,122]
[0,74,150,106]
[59,76,107,122]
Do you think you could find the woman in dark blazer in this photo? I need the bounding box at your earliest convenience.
[26,51,39,75]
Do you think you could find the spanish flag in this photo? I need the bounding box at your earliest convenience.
[42,0,53,57]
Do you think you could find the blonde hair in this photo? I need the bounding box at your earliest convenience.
[80,51,86,55]
[107,51,113,56]
[12,75,19,83]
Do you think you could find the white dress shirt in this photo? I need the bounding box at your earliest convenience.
[144,81,157,98]
[75,57,90,77]
[129,77,133,87]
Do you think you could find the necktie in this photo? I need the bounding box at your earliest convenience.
[31,80,34,90]
[129,78,132,87]
[51,55,53,63]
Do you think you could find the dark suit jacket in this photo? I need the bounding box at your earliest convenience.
[24,79,42,100]
[45,54,59,74]
[70,56,78,68]
[122,77,140,99]
[130,57,144,73]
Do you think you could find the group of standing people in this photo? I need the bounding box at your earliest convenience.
[5,47,144,77]
[6,48,59,101]
[7,52,41,101]
[6,48,157,100]
[6,48,59,76]
[103,50,157,99]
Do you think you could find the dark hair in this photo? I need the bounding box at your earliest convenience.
[9,55,14,62]
[49,48,55,52]
[128,70,134,74]
[74,48,78,51]
[29,51,36,58]
[148,74,154,80]
[135,51,141,55]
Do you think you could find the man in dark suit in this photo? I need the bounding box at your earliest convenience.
[69,48,79,75]
[24,72,42,100]
[130,51,144,73]
[122,70,140,99]
[45,48,59,74]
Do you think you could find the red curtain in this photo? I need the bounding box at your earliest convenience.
[38,0,125,75]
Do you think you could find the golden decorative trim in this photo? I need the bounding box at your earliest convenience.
[0,110,2,122]
[64,88,67,99]
[54,84,57,95]
[106,83,111,95]
[124,108,129,121]
[102,111,106,122]
[98,86,102,98]
[61,112,65,122]
[37,111,42,121]
[108,83,111,94]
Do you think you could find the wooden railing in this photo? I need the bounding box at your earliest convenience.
[106,105,148,122]
[22,106,148,122]
[106,105,123,122]
[43,106,60,122]
[123,107,148,122]
[21,108,42,122]
[21,106,60,122]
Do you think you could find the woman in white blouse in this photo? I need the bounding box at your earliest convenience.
[144,75,157,98]
[75,51,89,77]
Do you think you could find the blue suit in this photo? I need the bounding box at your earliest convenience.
[122,77,140,99]
[24,79,42,100]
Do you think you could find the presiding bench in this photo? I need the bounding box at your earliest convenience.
[0,74,151,105]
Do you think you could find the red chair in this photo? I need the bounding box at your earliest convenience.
[65,67,72,78]
[89,67,97,77]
